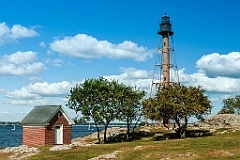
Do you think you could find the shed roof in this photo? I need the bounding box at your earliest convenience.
[21,105,74,126]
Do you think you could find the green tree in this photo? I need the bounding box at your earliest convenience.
[218,95,240,114]
[67,77,146,142]
[143,85,212,138]
[67,77,121,143]
[72,116,88,124]
[218,97,235,114]
[234,95,240,114]
[118,86,146,139]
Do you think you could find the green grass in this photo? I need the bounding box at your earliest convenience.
[1,127,240,160]
[28,145,118,160]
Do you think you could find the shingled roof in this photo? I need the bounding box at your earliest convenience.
[21,105,74,126]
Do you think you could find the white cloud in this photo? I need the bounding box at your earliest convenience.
[52,58,64,67]
[5,87,40,100]
[5,81,78,101]
[179,68,240,94]
[50,34,153,61]
[0,22,10,37]
[0,111,11,115]
[4,50,240,110]
[210,97,220,103]
[0,88,6,94]
[10,24,38,39]
[221,94,232,100]
[4,99,51,106]
[0,63,45,76]
[39,41,46,48]
[2,51,37,64]
[0,51,46,76]
[104,67,152,94]
[3,80,85,107]
[45,58,64,67]
[119,67,149,79]
[0,22,38,45]
[102,52,240,97]
[47,50,52,55]
[45,58,66,67]
[196,52,240,78]
[29,76,42,83]
[178,68,191,83]
[28,81,72,96]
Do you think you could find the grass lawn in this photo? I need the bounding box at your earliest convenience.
[1,127,240,160]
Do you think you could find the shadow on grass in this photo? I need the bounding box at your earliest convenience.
[106,129,213,143]
[153,129,213,141]
[106,131,155,143]
[187,129,213,137]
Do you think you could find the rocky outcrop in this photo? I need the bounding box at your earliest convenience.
[0,145,39,160]
[49,142,95,151]
[89,150,122,160]
[194,114,240,128]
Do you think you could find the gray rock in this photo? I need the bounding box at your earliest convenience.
[194,114,240,128]
[0,145,39,160]
[49,145,73,151]
[88,150,121,160]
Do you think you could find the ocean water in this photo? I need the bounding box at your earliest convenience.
[0,125,100,148]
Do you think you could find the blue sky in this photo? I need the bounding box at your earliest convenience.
[0,0,240,122]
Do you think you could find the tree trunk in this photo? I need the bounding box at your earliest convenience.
[184,115,188,128]
[179,116,188,139]
[163,117,169,129]
[93,117,101,143]
[126,118,130,140]
[132,114,142,136]
[179,127,186,138]
[174,116,186,138]
[95,125,101,143]
[103,125,108,143]
[176,116,188,139]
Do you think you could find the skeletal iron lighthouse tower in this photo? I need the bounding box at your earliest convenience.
[150,14,179,97]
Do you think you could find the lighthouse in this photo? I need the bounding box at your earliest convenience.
[150,14,179,96]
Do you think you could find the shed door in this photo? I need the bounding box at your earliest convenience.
[55,124,63,144]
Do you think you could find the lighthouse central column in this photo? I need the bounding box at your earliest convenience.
[162,35,170,86]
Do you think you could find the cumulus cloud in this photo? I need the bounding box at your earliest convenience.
[0,111,11,115]
[10,24,38,39]
[0,51,46,76]
[4,50,240,108]
[46,58,73,68]
[52,58,64,67]
[39,41,46,48]
[104,67,152,93]
[0,88,6,94]
[45,58,64,67]
[50,34,153,61]
[196,52,240,78]
[179,68,240,94]
[29,76,42,83]
[4,99,51,106]
[5,81,78,100]
[28,81,73,96]
[0,22,38,45]
[5,87,40,100]
[4,67,151,102]
[2,51,37,64]
[119,67,149,79]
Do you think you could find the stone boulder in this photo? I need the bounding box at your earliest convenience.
[0,145,39,160]
[194,114,240,128]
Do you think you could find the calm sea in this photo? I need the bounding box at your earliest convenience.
[0,125,101,148]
